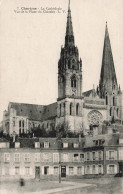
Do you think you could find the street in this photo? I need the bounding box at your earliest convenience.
[0,177,123,194]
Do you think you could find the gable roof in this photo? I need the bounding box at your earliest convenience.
[83,89,95,97]
[9,102,57,121]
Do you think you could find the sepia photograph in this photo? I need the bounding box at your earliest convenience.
[0,0,123,193]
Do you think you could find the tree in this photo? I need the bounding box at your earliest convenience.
[56,121,71,138]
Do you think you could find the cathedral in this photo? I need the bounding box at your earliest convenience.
[2,1,123,136]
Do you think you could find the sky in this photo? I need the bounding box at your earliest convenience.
[0,0,123,121]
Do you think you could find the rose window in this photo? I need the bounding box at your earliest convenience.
[88,110,103,125]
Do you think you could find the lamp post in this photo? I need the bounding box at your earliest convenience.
[59,158,61,183]
[57,137,62,183]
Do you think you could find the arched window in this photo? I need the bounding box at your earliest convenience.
[117,108,119,117]
[62,76,64,82]
[113,96,115,106]
[68,60,70,69]
[110,107,112,116]
[76,104,79,116]
[60,104,61,116]
[71,75,76,88]
[22,120,24,128]
[106,96,108,105]
[64,103,66,115]
[19,120,21,128]
[70,103,72,115]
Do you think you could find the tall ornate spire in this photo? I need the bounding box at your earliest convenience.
[65,0,75,47]
[58,0,82,99]
[99,22,118,97]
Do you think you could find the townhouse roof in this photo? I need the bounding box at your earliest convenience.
[84,133,119,149]
[8,102,57,121]
[0,138,9,142]
[0,137,85,149]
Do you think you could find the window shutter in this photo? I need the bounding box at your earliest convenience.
[89,152,92,161]
[101,165,104,174]
[68,153,71,162]
[115,151,117,160]
[42,166,44,175]
[66,166,69,176]
[95,165,98,174]
[95,152,98,161]
[90,165,92,174]
[49,166,53,175]
[20,167,24,175]
[114,165,117,174]
[107,165,109,174]
[30,167,33,175]
[106,151,109,160]
[72,143,74,148]
[101,151,103,160]
[84,153,87,161]
[11,167,14,175]
[82,166,84,175]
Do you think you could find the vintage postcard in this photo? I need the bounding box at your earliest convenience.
[0,0,123,193]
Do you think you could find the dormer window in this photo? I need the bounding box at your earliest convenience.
[73,143,79,148]
[44,142,49,148]
[63,142,68,148]
[15,142,20,148]
[35,142,40,148]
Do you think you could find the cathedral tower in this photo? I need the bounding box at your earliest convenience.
[98,23,122,121]
[57,0,83,132]
[58,0,82,99]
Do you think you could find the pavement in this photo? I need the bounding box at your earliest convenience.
[0,180,96,194]
[41,181,95,194]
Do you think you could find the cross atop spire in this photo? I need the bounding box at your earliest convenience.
[99,22,118,96]
[65,0,75,47]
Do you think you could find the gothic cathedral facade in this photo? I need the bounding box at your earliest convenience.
[56,1,122,134]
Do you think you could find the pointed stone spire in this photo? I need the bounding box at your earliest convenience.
[65,0,75,47]
[99,22,118,96]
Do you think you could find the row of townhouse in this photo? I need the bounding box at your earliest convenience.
[84,134,123,177]
[0,134,123,179]
[0,138,85,180]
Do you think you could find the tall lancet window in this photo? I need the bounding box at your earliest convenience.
[76,103,79,116]
[70,103,73,115]
[110,108,112,116]
[106,96,108,105]
[60,104,61,117]
[64,103,66,116]
[71,75,76,88]
[113,96,115,106]
[117,108,119,117]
